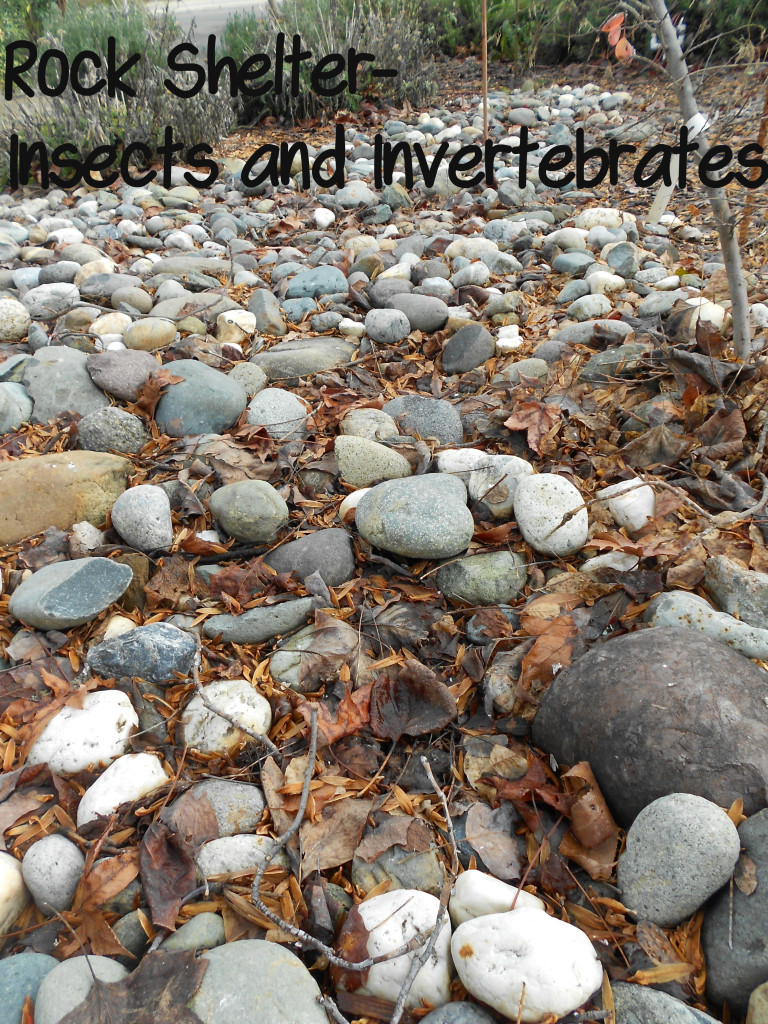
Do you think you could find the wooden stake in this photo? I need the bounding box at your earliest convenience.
[482,0,488,141]
[738,74,768,247]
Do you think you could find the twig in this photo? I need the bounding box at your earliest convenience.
[317,994,353,1024]
[420,755,459,876]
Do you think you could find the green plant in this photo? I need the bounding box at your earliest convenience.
[220,0,438,125]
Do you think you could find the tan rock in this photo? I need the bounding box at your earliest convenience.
[0,451,131,545]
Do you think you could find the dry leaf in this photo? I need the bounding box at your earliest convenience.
[300,798,373,873]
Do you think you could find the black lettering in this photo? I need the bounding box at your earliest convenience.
[50,143,81,188]
[483,140,513,188]
[82,144,118,187]
[19,139,48,188]
[414,141,449,188]
[735,143,768,189]
[575,128,609,187]
[5,41,37,99]
[242,143,280,187]
[699,145,735,187]
[186,144,218,188]
[608,139,637,184]
[673,126,700,188]
[634,144,675,187]
[312,124,345,187]
[448,145,483,187]
[165,42,203,97]
[156,125,183,188]
[513,127,539,187]
[381,139,414,188]
[539,145,573,187]
[286,33,312,96]
[348,48,374,93]
[71,50,103,95]
[238,53,271,97]
[207,34,238,96]
[106,37,138,98]
[39,49,68,97]
[311,53,346,96]
[122,142,156,186]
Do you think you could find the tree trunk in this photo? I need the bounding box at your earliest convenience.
[646,0,752,362]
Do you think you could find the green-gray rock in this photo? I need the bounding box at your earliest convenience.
[203,597,315,644]
[9,558,133,629]
[209,480,289,544]
[436,551,526,605]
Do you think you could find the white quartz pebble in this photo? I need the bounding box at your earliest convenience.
[451,908,603,1022]
[338,488,370,523]
[77,752,168,827]
[449,870,545,927]
[313,208,336,230]
[513,474,589,557]
[180,679,272,754]
[0,852,29,936]
[26,690,138,774]
[598,479,655,535]
[334,890,452,1010]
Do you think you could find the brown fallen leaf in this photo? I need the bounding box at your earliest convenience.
[563,762,620,849]
[735,853,758,896]
[482,757,573,818]
[139,821,196,931]
[464,801,524,881]
[355,816,432,863]
[58,950,207,1024]
[369,661,457,741]
[159,789,219,853]
[74,850,139,914]
[300,797,373,874]
[504,400,561,455]
[298,683,374,748]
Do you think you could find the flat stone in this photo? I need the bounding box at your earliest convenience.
[334,435,412,487]
[0,382,33,431]
[705,555,768,630]
[85,349,160,401]
[196,834,288,878]
[23,346,111,424]
[617,793,740,927]
[189,940,327,1024]
[22,282,79,319]
[513,474,589,556]
[203,597,315,644]
[10,558,133,629]
[340,407,399,441]
[87,622,198,685]
[533,627,768,825]
[611,982,720,1024]
[155,359,247,436]
[649,590,768,661]
[77,407,149,454]
[386,294,450,332]
[160,912,225,952]
[284,266,348,298]
[246,388,308,440]
[437,551,527,606]
[76,752,168,827]
[264,528,356,587]
[356,475,473,559]
[163,778,265,838]
[251,337,357,382]
[442,324,495,374]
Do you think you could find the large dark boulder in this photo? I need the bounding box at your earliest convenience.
[532,626,768,825]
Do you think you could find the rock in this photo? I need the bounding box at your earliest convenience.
[703,809,768,1013]
[77,752,168,827]
[340,407,399,441]
[248,289,287,335]
[0,297,31,341]
[492,358,549,385]
[110,484,174,552]
[387,294,450,332]
[383,394,463,445]
[32,955,128,1024]
[334,435,412,487]
[451,908,602,1023]
[449,870,545,926]
[189,940,328,1024]
[611,982,720,1024]
[533,319,633,363]
[0,451,131,545]
[442,324,495,374]
[0,382,33,432]
[203,597,315,644]
[513,474,589,557]
[164,778,265,838]
[748,982,768,1024]
[356,475,474,559]
[23,346,110,424]
[420,1004,497,1024]
[112,910,151,964]
[705,555,768,630]
[0,853,29,938]
[251,337,357,383]
[180,679,272,754]
[467,455,533,519]
[351,827,445,896]
[617,793,740,927]
[332,890,452,1010]
[26,690,137,773]
[437,551,526,605]
[364,308,411,344]
[228,362,268,397]
[86,349,159,401]
[264,528,356,587]
[533,627,768,825]
[580,344,650,383]
[77,407,149,454]
[160,912,225,952]
[22,282,79,319]
[9,558,133,629]
[649,590,768,661]
[123,317,176,350]
[197,834,288,878]
[209,480,289,543]
[567,294,613,320]
[597,479,655,535]
[21,834,85,914]
[87,622,198,685]
[246,388,308,440]
[155,359,247,436]
[0,952,57,1024]
[285,266,348,298]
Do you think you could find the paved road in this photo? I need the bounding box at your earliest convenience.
[149,0,267,43]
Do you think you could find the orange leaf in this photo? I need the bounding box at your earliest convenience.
[298,684,373,747]
[607,25,623,46]
[615,37,635,59]
[600,12,625,31]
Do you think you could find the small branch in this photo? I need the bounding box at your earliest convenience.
[317,994,353,1024]
[420,755,459,876]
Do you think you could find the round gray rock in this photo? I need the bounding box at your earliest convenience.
[189,939,327,1024]
[246,388,307,440]
[160,911,225,952]
[209,480,289,543]
[85,349,160,401]
[264,528,356,587]
[383,394,463,445]
[111,484,173,551]
[617,793,740,927]
[441,324,495,374]
[611,982,720,1024]
[0,297,31,342]
[436,551,526,606]
[23,346,110,424]
[387,294,450,333]
[421,1004,497,1024]
[21,834,85,914]
[0,952,57,1024]
[33,955,128,1024]
[154,359,247,437]
[164,778,265,838]
[77,407,149,454]
[364,308,411,344]
[356,475,474,559]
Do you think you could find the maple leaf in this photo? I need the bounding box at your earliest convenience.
[503,401,561,454]
[297,683,373,747]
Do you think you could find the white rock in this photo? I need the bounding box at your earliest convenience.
[449,871,545,926]
[180,679,272,754]
[110,484,174,552]
[495,324,523,352]
[77,752,168,827]
[22,834,85,913]
[68,520,104,557]
[451,908,603,1023]
[338,488,370,523]
[445,237,498,259]
[197,834,289,879]
[684,297,728,331]
[547,227,588,250]
[597,479,656,535]
[580,551,639,574]
[751,303,768,329]
[379,262,413,281]
[27,691,138,774]
[468,456,534,519]
[0,852,29,937]
[338,317,366,337]
[313,208,336,230]
[649,590,768,661]
[336,890,452,1010]
[216,310,257,345]
[89,312,132,337]
[574,207,624,230]
[102,615,137,641]
[74,258,115,284]
[567,294,613,321]
[588,271,625,296]
[513,474,589,557]
[0,297,32,341]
